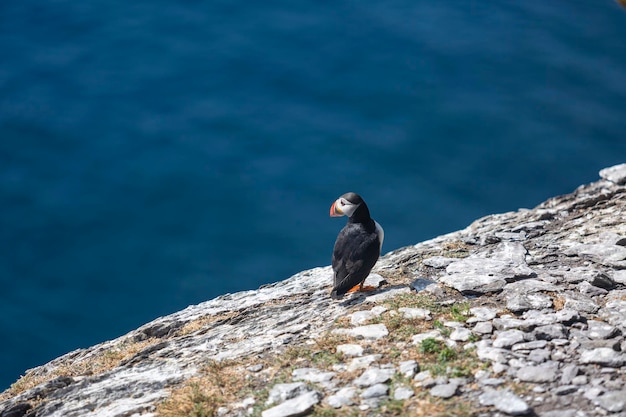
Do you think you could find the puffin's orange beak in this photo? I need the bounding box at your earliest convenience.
[330,201,343,217]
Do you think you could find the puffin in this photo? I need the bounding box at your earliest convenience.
[329,192,384,299]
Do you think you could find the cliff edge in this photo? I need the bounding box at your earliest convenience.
[2,164,626,417]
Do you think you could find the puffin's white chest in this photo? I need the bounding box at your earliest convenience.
[374,220,384,253]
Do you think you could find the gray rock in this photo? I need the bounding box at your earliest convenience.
[468,307,499,323]
[479,388,531,415]
[613,270,626,284]
[565,242,626,265]
[399,307,431,320]
[600,295,626,328]
[599,163,626,184]
[593,390,626,412]
[534,324,567,340]
[580,348,626,367]
[511,340,548,351]
[493,329,526,348]
[449,327,473,342]
[350,310,375,326]
[292,368,335,386]
[423,256,456,268]
[586,320,619,340]
[360,383,389,399]
[441,244,536,294]
[527,349,551,363]
[577,281,608,296]
[539,410,578,417]
[493,316,527,331]
[333,324,389,340]
[506,292,553,313]
[393,386,414,400]
[560,364,579,384]
[353,367,396,387]
[262,391,322,417]
[413,370,432,383]
[266,382,310,405]
[476,344,509,364]
[553,385,578,396]
[247,364,263,372]
[516,364,558,383]
[480,378,505,386]
[336,344,364,357]
[411,330,443,345]
[430,383,459,398]
[562,292,599,314]
[326,387,356,408]
[473,321,493,334]
[398,360,419,378]
[347,354,382,371]
[409,277,439,291]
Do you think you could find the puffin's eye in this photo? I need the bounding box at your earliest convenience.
[339,200,346,206]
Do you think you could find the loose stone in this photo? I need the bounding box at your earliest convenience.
[516,364,558,383]
[350,310,375,326]
[398,360,419,378]
[423,256,456,268]
[527,349,551,363]
[353,367,395,387]
[360,383,389,399]
[468,307,499,323]
[578,281,608,296]
[398,307,431,320]
[326,387,356,408]
[511,340,548,351]
[393,386,414,400]
[336,344,364,357]
[506,292,553,313]
[292,368,335,386]
[534,324,567,340]
[411,330,443,345]
[347,354,382,371]
[593,390,626,412]
[473,321,493,334]
[265,382,310,405]
[479,388,531,416]
[430,382,459,399]
[580,348,626,367]
[449,327,473,342]
[261,391,322,417]
[554,385,579,396]
[586,320,619,340]
[559,364,579,384]
[333,324,389,340]
[493,329,526,348]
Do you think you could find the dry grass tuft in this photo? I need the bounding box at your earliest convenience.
[2,338,159,400]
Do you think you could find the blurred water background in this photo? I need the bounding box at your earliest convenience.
[1,0,625,390]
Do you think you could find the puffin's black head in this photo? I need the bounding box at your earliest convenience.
[330,192,371,221]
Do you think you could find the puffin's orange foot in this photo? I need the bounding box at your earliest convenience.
[346,284,377,294]
[346,284,361,294]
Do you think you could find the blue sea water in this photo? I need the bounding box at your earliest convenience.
[1,0,625,390]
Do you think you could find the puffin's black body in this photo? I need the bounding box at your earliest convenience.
[330,192,384,299]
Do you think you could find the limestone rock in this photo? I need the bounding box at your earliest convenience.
[599,163,626,184]
[261,391,321,417]
[479,388,531,415]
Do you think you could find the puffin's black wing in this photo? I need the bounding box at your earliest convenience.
[331,222,380,299]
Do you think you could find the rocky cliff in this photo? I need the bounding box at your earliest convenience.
[2,164,626,417]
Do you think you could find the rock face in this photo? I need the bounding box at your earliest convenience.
[2,163,626,417]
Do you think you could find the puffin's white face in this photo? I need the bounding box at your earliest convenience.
[330,197,360,218]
